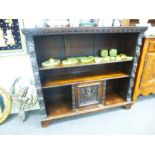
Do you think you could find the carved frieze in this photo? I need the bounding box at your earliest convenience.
[22,27,148,36]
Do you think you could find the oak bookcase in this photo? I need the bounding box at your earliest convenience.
[22,27,147,127]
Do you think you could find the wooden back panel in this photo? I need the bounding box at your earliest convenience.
[39,63,122,83]
[34,33,139,65]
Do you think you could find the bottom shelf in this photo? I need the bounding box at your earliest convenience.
[42,91,132,126]
[105,91,127,105]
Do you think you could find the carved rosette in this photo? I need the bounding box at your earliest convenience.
[126,33,143,101]
[25,35,47,118]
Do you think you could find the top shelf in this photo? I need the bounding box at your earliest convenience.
[39,59,133,71]
[22,27,148,36]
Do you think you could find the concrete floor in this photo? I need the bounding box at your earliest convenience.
[0,95,155,134]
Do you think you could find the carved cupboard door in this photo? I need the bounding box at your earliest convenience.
[140,40,155,94]
[72,81,106,109]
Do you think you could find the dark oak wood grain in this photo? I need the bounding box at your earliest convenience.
[105,91,126,105]
[41,91,132,127]
[34,32,138,66]
[22,27,147,36]
[22,27,147,127]
[42,70,129,88]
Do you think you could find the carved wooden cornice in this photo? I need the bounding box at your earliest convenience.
[22,27,148,36]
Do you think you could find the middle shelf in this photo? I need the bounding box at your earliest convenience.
[42,70,130,88]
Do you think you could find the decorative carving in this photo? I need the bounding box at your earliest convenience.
[133,38,155,101]
[126,33,144,101]
[102,81,106,103]
[72,85,76,110]
[22,27,148,36]
[140,88,155,96]
[137,34,143,46]
[26,36,35,54]
[76,82,101,107]
[80,86,97,103]
[80,87,97,105]
[10,77,38,121]
[139,48,155,89]
[21,27,147,119]
[0,86,12,124]
[24,35,47,118]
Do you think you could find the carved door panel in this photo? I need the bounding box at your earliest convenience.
[77,82,100,107]
[73,81,106,108]
[140,51,155,89]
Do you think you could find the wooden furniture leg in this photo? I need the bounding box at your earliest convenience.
[41,121,49,128]
[123,104,132,110]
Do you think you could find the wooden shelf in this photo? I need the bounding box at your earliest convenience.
[46,98,72,117]
[39,59,133,71]
[42,91,131,124]
[105,91,127,105]
[22,27,147,35]
[42,70,129,88]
